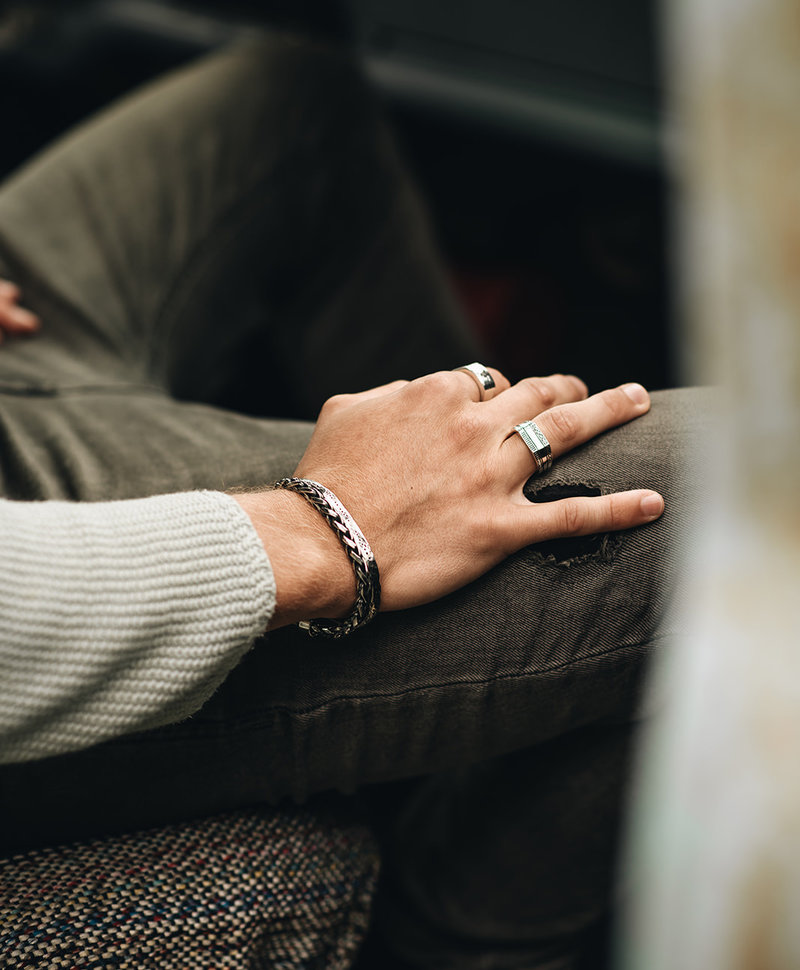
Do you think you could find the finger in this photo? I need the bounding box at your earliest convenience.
[0,304,40,333]
[504,488,665,548]
[0,280,21,301]
[487,373,588,424]
[452,364,511,402]
[504,382,650,478]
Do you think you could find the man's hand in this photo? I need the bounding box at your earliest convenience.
[0,280,40,342]
[235,369,665,629]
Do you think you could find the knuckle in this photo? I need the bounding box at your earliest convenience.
[560,499,586,535]
[319,393,349,415]
[450,407,488,443]
[522,377,556,409]
[606,494,628,531]
[545,404,580,445]
[414,371,459,399]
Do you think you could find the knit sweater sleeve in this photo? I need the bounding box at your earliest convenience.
[0,490,276,765]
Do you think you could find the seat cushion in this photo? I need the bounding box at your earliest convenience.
[0,806,379,969]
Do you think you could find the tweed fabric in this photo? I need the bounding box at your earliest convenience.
[0,807,379,968]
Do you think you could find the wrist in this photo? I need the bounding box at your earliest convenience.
[233,489,356,630]
[273,478,381,637]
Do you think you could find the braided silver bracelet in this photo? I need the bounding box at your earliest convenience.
[273,477,381,638]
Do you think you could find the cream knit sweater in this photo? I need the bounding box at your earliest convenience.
[0,491,276,765]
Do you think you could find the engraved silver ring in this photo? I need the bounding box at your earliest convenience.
[514,420,553,475]
[454,362,495,400]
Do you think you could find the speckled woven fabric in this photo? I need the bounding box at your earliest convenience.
[0,807,379,969]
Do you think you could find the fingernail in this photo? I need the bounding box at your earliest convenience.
[622,382,649,406]
[641,491,664,517]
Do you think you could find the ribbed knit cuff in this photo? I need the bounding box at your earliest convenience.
[0,491,275,764]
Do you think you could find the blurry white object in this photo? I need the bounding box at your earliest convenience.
[622,0,800,966]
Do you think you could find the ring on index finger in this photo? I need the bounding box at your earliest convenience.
[514,420,553,474]
[454,362,496,401]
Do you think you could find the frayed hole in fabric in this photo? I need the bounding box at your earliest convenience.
[523,479,622,566]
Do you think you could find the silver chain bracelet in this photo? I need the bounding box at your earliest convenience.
[273,478,381,638]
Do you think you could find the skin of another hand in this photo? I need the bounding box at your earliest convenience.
[234,369,665,630]
[0,280,40,341]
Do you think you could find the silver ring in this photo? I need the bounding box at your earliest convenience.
[514,420,553,474]
[454,362,495,400]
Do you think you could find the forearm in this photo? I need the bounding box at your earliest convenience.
[0,370,665,765]
[0,491,275,764]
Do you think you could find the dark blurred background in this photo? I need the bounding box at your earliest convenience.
[0,0,674,392]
